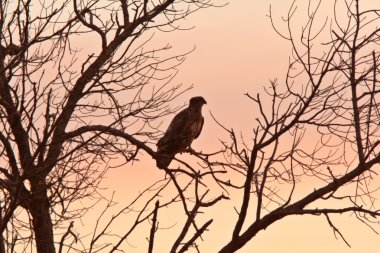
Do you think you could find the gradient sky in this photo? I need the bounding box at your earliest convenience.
[99,0,380,252]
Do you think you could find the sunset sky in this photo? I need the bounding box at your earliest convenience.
[98,0,380,252]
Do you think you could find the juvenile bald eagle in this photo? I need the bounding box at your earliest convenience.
[156,96,207,168]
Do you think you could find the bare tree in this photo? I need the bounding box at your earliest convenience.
[0,0,223,252]
[195,0,380,252]
[3,0,380,253]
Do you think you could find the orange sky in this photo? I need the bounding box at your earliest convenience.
[96,0,380,252]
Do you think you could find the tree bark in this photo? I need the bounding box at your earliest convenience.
[29,178,55,253]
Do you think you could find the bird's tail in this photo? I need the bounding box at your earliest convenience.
[156,153,173,169]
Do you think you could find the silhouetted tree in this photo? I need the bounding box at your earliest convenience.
[204,0,380,251]
[3,0,380,253]
[0,0,222,252]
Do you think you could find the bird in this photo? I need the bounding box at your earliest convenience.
[156,96,207,169]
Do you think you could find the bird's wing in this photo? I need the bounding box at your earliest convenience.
[157,108,191,147]
[193,116,204,139]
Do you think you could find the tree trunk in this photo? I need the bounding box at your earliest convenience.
[0,233,5,253]
[29,179,55,253]
[0,196,6,253]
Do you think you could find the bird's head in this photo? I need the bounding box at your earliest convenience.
[189,96,207,108]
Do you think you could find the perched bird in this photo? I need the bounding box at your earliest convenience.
[156,96,207,168]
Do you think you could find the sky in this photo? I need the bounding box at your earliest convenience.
[97,0,380,252]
